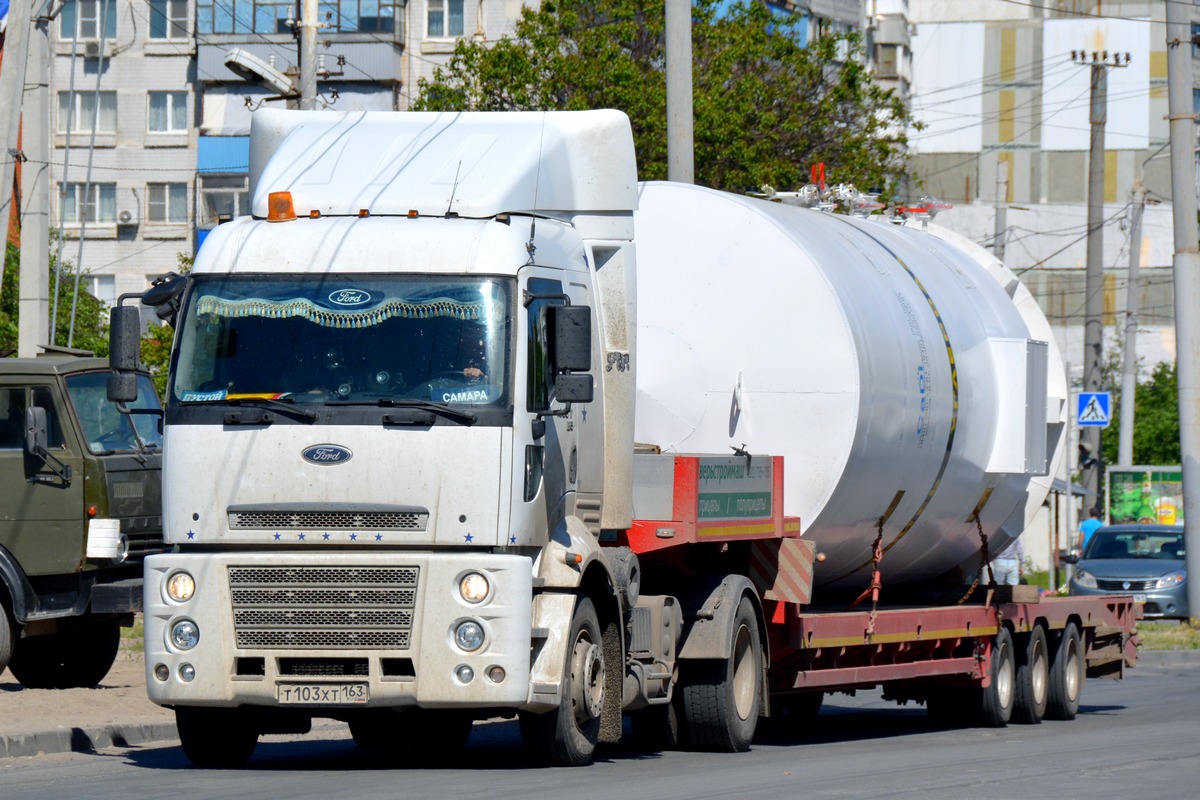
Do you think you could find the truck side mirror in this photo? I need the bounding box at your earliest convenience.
[555,373,594,403]
[25,406,48,457]
[109,305,142,372]
[548,305,592,373]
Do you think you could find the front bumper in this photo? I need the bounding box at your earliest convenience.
[1068,581,1189,620]
[143,551,533,709]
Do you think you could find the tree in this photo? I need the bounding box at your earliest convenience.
[414,0,915,197]
[1,239,109,357]
[139,252,192,397]
[1102,360,1180,467]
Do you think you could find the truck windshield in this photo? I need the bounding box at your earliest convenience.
[65,372,163,454]
[171,275,512,409]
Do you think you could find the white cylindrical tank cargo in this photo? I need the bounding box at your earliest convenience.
[633,182,1067,591]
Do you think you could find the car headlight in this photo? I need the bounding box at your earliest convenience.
[1156,570,1186,589]
[459,572,490,604]
[1074,568,1097,589]
[166,571,196,602]
[455,620,485,652]
[171,619,200,650]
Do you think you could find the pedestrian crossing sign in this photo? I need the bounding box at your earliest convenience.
[1077,392,1111,427]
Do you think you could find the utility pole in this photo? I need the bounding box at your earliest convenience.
[298,0,319,110]
[665,0,693,184]
[1164,0,1200,625]
[1072,49,1129,516]
[17,3,51,355]
[0,0,34,284]
[1117,179,1146,467]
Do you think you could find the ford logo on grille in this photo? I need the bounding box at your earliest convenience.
[302,444,353,465]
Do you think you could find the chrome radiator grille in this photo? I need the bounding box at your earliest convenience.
[228,509,427,531]
[228,566,419,650]
[1095,578,1156,591]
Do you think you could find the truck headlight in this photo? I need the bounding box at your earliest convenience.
[171,619,200,650]
[459,572,490,603]
[1073,569,1097,589]
[455,620,485,652]
[1156,570,1186,589]
[166,571,196,602]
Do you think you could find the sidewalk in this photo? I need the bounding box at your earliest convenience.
[2,647,1196,760]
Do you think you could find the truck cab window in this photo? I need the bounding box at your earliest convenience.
[65,372,163,453]
[526,277,564,414]
[30,387,65,449]
[0,388,27,449]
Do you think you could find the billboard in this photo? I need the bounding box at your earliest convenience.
[1106,466,1184,525]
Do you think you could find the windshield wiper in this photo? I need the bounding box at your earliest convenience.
[327,398,477,425]
[184,397,319,423]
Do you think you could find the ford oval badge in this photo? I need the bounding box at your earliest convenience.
[302,444,353,465]
[328,289,372,307]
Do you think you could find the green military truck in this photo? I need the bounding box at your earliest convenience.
[0,356,163,688]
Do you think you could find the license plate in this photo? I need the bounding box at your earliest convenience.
[1133,593,1147,604]
[277,683,369,705]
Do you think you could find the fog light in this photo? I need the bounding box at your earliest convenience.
[179,663,196,682]
[455,620,484,651]
[171,619,200,650]
[459,572,489,603]
[456,665,475,684]
[487,665,506,683]
[154,663,170,682]
[167,571,196,602]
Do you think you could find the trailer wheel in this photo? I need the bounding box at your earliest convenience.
[176,706,259,768]
[978,628,1015,727]
[680,596,762,752]
[8,618,121,689]
[1046,622,1084,720]
[519,596,603,766]
[1013,626,1049,724]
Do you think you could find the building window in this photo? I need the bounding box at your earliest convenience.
[149,0,189,39]
[61,183,117,225]
[148,183,188,224]
[148,92,188,133]
[341,0,395,33]
[428,0,463,37]
[59,0,118,39]
[199,175,249,227]
[88,275,117,308]
[57,91,117,134]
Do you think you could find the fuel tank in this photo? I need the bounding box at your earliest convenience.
[632,182,1066,591]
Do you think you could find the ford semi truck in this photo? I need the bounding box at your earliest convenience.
[107,109,1136,767]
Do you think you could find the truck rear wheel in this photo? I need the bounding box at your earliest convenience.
[679,596,762,752]
[519,596,604,766]
[8,618,121,689]
[1012,626,1049,724]
[1045,623,1084,720]
[176,706,259,767]
[977,628,1015,727]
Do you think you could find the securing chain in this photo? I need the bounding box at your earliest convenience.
[848,520,886,637]
[957,515,994,604]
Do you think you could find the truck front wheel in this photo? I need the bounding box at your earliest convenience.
[1045,622,1084,720]
[8,618,121,689]
[519,596,604,766]
[176,707,259,767]
[0,607,13,676]
[679,596,762,751]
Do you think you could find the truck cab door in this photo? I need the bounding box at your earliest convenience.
[0,384,86,577]
[519,270,591,526]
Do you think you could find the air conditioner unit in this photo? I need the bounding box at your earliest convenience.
[117,208,137,226]
[83,40,112,59]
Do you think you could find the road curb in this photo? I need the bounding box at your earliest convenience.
[1137,649,1200,667]
[0,722,178,760]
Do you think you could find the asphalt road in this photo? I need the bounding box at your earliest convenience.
[2,661,1196,800]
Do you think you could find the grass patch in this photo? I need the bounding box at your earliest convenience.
[120,615,144,654]
[1138,621,1200,650]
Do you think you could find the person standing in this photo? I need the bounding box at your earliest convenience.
[992,535,1025,586]
[1079,510,1104,551]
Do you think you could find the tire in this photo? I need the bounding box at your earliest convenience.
[978,628,1015,728]
[679,596,762,752]
[1012,626,1049,724]
[351,709,474,761]
[1046,623,1085,720]
[0,607,13,676]
[8,618,121,689]
[519,596,604,766]
[629,700,683,752]
[176,706,259,768]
